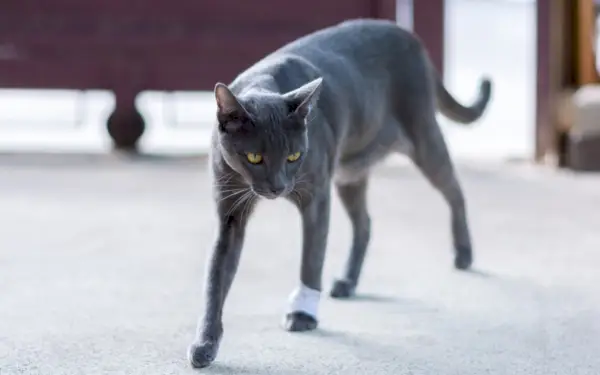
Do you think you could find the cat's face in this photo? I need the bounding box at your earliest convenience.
[213,78,323,199]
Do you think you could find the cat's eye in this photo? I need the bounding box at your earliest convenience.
[246,152,263,164]
[287,152,301,163]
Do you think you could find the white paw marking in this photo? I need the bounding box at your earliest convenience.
[287,283,321,319]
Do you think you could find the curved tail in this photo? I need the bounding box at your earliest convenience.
[434,72,492,125]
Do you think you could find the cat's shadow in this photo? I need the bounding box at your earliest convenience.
[305,327,400,360]
[347,293,400,303]
[198,363,257,375]
[337,267,497,304]
[462,268,495,278]
[200,363,315,375]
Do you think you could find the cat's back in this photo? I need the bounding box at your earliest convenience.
[231,19,421,94]
[233,19,418,81]
[276,19,419,67]
[262,18,423,109]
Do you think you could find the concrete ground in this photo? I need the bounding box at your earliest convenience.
[1,154,600,374]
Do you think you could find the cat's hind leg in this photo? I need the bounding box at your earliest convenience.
[408,118,473,270]
[330,177,371,299]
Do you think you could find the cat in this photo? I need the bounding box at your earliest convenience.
[189,18,492,368]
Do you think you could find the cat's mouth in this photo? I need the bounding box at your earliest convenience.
[251,186,290,200]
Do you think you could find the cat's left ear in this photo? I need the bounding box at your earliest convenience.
[283,77,324,120]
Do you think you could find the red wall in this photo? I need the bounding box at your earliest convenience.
[0,0,396,91]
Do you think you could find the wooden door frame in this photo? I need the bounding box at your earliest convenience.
[535,0,600,165]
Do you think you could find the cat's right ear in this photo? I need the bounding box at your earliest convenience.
[214,83,244,114]
[214,83,248,133]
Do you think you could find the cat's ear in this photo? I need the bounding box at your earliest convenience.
[214,82,248,133]
[283,77,323,120]
[214,82,246,115]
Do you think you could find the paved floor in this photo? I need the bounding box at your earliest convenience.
[1,154,600,374]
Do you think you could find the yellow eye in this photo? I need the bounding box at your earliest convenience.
[287,152,301,162]
[246,152,263,164]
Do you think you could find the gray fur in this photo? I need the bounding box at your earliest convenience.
[189,18,492,368]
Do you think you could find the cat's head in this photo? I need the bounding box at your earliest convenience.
[213,78,323,199]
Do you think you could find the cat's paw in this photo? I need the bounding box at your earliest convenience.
[283,311,318,332]
[188,339,221,368]
[454,247,473,270]
[329,278,356,299]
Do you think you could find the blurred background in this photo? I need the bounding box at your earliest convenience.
[0,0,567,161]
[0,0,598,167]
[2,1,600,374]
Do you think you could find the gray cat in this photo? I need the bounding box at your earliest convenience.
[189,18,492,368]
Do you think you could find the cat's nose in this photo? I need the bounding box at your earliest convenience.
[269,185,286,196]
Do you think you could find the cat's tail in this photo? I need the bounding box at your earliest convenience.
[434,72,492,125]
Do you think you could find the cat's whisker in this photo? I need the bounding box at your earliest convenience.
[213,173,239,188]
[214,187,245,194]
[211,174,235,187]
[217,189,248,203]
[295,182,313,192]
[216,187,247,195]
[212,180,236,186]
[241,193,256,222]
[216,171,235,181]
[239,194,249,223]
[240,192,256,223]
[212,182,242,189]
[298,177,313,186]
[216,190,243,196]
[224,192,246,215]
[294,174,314,190]
[226,189,253,217]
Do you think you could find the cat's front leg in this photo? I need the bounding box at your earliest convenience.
[188,209,252,368]
[285,189,331,332]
